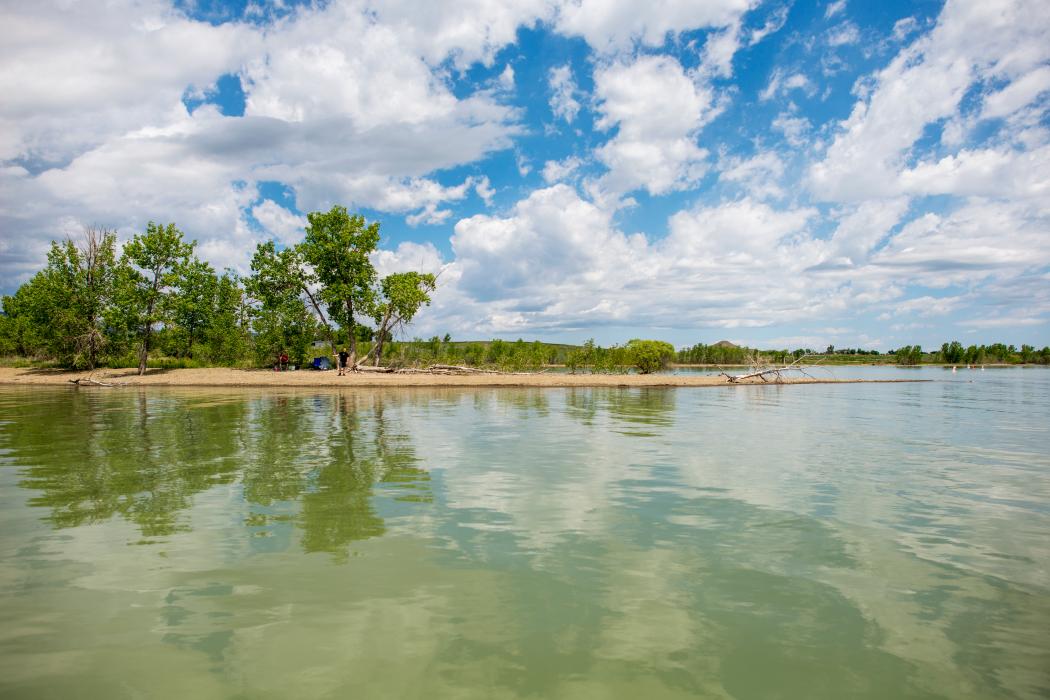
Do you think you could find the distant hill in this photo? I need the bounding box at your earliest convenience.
[712,340,739,349]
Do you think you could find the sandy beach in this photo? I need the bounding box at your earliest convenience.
[0,366,927,389]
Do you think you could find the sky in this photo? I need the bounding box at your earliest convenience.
[1,0,1048,350]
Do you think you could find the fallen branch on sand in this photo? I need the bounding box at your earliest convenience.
[719,354,821,383]
[69,373,129,387]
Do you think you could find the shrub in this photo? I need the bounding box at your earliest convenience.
[626,339,675,374]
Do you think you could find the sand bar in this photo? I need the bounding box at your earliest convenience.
[0,366,929,389]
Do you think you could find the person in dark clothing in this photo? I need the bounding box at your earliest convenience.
[337,348,350,376]
[279,351,289,371]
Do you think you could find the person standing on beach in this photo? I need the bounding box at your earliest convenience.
[337,348,350,376]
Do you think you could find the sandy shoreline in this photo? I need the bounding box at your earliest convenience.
[0,366,928,389]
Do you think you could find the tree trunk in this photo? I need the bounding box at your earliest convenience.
[345,299,357,367]
[139,281,157,376]
[138,323,151,375]
[301,285,337,356]
[373,310,393,366]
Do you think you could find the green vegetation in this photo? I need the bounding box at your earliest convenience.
[1,215,1047,372]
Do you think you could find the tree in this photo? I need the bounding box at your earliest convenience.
[121,222,194,375]
[894,345,922,365]
[0,227,119,368]
[626,339,675,374]
[0,274,51,359]
[64,227,119,368]
[204,272,250,365]
[248,241,337,353]
[369,272,436,366]
[300,206,380,365]
[167,257,218,358]
[940,340,964,364]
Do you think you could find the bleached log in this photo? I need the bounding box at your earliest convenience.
[720,354,819,383]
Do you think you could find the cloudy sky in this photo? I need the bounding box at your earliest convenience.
[1,0,1048,349]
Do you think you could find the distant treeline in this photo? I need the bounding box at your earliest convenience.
[889,342,1050,365]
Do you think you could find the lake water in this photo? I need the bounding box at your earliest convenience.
[1,367,1048,698]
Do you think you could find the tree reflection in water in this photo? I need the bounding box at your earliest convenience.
[13,389,431,560]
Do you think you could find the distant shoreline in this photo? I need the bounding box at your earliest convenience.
[0,367,932,389]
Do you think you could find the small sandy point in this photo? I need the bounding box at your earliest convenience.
[0,366,928,389]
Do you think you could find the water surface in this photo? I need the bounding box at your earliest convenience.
[1,367,1048,698]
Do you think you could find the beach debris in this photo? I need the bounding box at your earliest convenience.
[719,353,820,383]
[69,372,129,387]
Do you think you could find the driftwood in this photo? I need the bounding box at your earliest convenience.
[719,354,820,383]
[69,373,128,387]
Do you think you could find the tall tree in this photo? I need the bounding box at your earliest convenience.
[300,206,380,365]
[121,222,194,375]
[168,257,218,358]
[1,227,119,368]
[248,241,337,352]
[369,272,436,366]
[204,272,250,365]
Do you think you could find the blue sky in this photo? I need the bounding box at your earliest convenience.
[1,0,1048,349]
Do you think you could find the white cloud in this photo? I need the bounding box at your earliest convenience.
[772,111,812,147]
[548,65,581,123]
[981,64,1050,119]
[892,295,966,318]
[498,64,516,91]
[960,314,1045,328]
[0,0,259,165]
[718,151,786,200]
[252,200,306,246]
[892,16,919,42]
[592,55,716,196]
[433,186,835,334]
[869,199,1050,288]
[825,1,846,20]
[760,69,813,101]
[748,6,790,46]
[474,176,496,205]
[809,0,1050,202]
[0,0,524,283]
[827,21,860,47]
[555,0,755,53]
[542,156,583,183]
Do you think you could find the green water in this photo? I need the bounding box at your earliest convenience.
[1,373,1048,698]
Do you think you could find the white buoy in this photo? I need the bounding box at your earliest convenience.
[952,366,957,372]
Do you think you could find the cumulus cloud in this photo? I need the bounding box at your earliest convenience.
[0,0,523,284]
[252,200,307,246]
[428,186,839,334]
[555,0,755,53]
[809,0,1050,202]
[592,55,716,197]
[542,156,584,183]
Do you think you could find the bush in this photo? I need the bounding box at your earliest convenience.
[626,339,675,374]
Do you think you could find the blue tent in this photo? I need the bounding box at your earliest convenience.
[312,356,332,370]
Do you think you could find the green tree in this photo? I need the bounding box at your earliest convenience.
[204,272,250,365]
[0,227,120,368]
[0,274,51,358]
[167,257,218,358]
[248,241,337,353]
[121,222,194,375]
[300,206,381,365]
[626,339,675,374]
[940,340,964,364]
[369,272,436,366]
